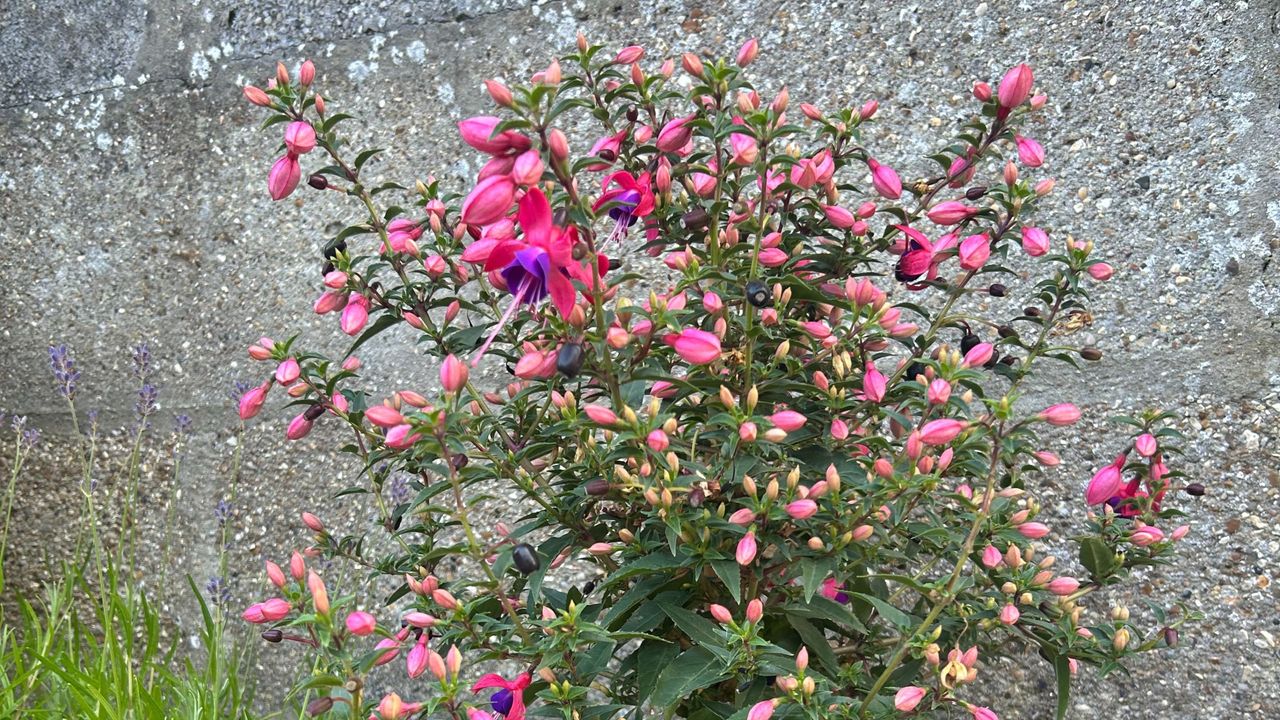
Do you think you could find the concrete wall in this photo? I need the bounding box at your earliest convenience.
[2,0,1278,716]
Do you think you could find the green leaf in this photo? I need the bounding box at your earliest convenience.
[786,615,838,677]
[710,560,741,604]
[1054,652,1072,720]
[851,592,916,629]
[344,313,400,359]
[799,557,836,603]
[649,647,728,708]
[634,640,680,703]
[1079,537,1117,584]
[658,600,723,648]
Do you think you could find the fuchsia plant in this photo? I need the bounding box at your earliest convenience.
[237,38,1200,720]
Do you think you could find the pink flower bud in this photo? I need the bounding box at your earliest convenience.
[999,603,1020,625]
[512,149,544,186]
[461,175,516,226]
[746,700,774,720]
[1088,263,1114,281]
[745,598,764,623]
[1033,450,1060,466]
[238,381,271,420]
[736,38,759,67]
[1130,525,1164,546]
[997,64,1034,109]
[1017,522,1050,539]
[313,290,347,314]
[927,378,952,405]
[1047,577,1080,596]
[1039,403,1081,426]
[860,99,879,120]
[769,410,807,432]
[268,154,301,201]
[963,342,994,368]
[340,295,369,335]
[366,404,405,428]
[919,419,966,445]
[656,115,696,153]
[283,121,316,155]
[1021,226,1050,256]
[822,204,856,229]
[981,545,1002,568]
[613,45,644,64]
[286,413,313,440]
[736,532,758,566]
[867,158,902,199]
[301,512,325,532]
[440,354,468,393]
[862,364,887,402]
[346,611,377,636]
[243,85,272,107]
[958,233,991,270]
[852,524,875,541]
[785,499,818,520]
[427,648,448,680]
[1015,135,1045,167]
[647,429,669,452]
[728,508,756,525]
[584,404,618,426]
[668,328,721,364]
[307,570,330,615]
[972,81,992,101]
[1085,454,1126,505]
[709,604,733,624]
[406,638,428,679]
[1135,433,1157,457]
[927,201,978,226]
[739,421,758,443]
[895,686,926,712]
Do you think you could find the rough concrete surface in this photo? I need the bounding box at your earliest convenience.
[2,0,1279,717]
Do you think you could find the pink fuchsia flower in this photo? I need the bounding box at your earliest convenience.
[919,419,966,445]
[1135,433,1158,457]
[461,175,517,227]
[1085,454,1127,505]
[593,171,655,244]
[656,115,696,153]
[867,158,902,199]
[473,672,532,720]
[385,424,421,450]
[346,611,377,636]
[666,328,721,364]
[1088,262,1114,281]
[1039,403,1081,426]
[241,597,291,623]
[268,154,301,200]
[927,201,978,226]
[1017,522,1050,539]
[820,577,850,604]
[1047,577,1080,596]
[1021,226,1050,256]
[585,130,627,170]
[822,204,856,229]
[283,121,316,154]
[1015,135,1045,167]
[891,225,956,286]
[736,531,758,566]
[957,233,991,270]
[998,63,1034,109]
[894,686,926,712]
[238,380,271,420]
[768,410,807,432]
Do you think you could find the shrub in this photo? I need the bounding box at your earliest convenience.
[236,38,1200,720]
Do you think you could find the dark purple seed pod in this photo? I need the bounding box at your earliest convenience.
[1184,483,1205,497]
[1080,347,1103,361]
[303,403,325,421]
[308,174,328,190]
[585,478,611,496]
[261,629,283,643]
[557,343,585,378]
[512,543,540,575]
